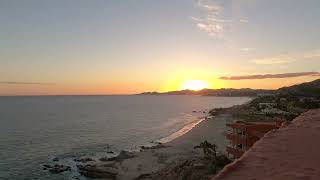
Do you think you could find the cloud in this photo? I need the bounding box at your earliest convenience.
[220,72,320,80]
[239,18,249,23]
[253,55,293,65]
[241,47,255,52]
[0,82,55,85]
[192,0,250,37]
[252,49,320,65]
[302,49,320,59]
[192,0,228,36]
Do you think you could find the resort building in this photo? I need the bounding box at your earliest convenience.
[225,121,282,159]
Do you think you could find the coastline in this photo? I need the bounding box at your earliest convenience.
[68,110,238,180]
[115,112,235,180]
[42,99,252,180]
[157,117,206,144]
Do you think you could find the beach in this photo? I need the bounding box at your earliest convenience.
[74,111,237,180]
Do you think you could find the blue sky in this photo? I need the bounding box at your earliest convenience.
[0,0,319,95]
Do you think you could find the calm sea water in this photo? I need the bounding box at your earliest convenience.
[0,95,250,179]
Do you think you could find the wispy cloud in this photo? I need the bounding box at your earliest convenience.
[239,18,249,23]
[220,72,320,80]
[252,49,320,65]
[253,55,293,65]
[0,82,55,85]
[241,47,255,52]
[192,0,228,36]
[192,0,249,37]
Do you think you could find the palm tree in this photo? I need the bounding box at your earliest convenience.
[194,140,217,159]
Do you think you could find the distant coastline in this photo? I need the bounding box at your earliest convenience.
[138,79,320,98]
[138,88,275,97]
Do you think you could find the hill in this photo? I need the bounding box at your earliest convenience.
[278,79,320,97]
[139,79,320,97]
[139,88,275,97]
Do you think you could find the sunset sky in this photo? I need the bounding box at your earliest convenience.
[1,0,320,95]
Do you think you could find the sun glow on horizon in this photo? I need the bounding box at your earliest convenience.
[180,80,209,91]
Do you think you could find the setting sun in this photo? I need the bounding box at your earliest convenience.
[181,80,209,91]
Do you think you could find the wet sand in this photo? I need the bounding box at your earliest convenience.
[115,113,234,180]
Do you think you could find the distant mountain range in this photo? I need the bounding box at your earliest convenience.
[139,79,320,97]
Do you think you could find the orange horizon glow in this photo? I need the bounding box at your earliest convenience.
[0,76,319,96]
[180,80,210,91]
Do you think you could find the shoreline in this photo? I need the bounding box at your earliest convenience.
[115,111,234,180]
[157,117,206,144]
[43,100,252,180]
[65,110,237,180]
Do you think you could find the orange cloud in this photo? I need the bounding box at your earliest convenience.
[220,72,320,80]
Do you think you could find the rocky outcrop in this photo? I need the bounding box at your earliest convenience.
[115,150,136,162]
[42,164,71,174]
[77,164,118,179]
[74,157,95,163]
[99,150,136,162]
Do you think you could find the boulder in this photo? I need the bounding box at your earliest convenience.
[48,164,71,174]
[99,156,116,162]
[115,150,136,161]
[74,157,95,163]
[78,164,118,179]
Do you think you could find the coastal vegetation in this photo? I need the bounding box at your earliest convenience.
[208,79,320,122]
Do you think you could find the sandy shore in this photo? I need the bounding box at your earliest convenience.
[43,107,241,179]
[113,113,234,180]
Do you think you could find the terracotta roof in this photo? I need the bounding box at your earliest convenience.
[214,109,320,180]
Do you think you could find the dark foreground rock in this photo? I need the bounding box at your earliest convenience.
[140,144,170,150]
[77,164,118,179]
[135,154,231,180]
[99,156,117,162]
[136,159,211,180]
[74,157,95,163]
[115,150,136,162]
[99,150,136,162]
[43,164,71,174]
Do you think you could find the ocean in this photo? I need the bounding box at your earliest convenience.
[0,95,250,179]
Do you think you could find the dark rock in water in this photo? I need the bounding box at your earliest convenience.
[52,157,59,162]
[99,150,136,162]
[48,164,71,174]
[77,164,118,179]
[74,157,95,163]
[42,164,52,169]
[99,156,116,162]
[107,151,114,154]
[115,150,136,162]
[140,144,169,150]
